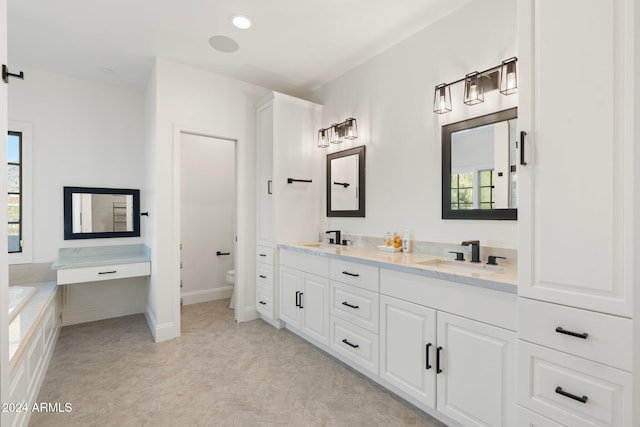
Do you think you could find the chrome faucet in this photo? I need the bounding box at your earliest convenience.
[461,240,480,263]
[326,230,341,245]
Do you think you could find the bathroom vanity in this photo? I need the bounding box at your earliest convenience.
[277,243,517,427]
[52,244,151,326]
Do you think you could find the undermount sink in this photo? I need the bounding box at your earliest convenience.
[300,242,338,251]
[418,259,504,274]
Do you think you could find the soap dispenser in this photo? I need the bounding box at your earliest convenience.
[401,230,412,253]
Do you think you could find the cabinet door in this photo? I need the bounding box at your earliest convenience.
[436,312,516,427]
[517,0,633,316]
[300,272,329,345]
[379,295,436,408]
[278,266,301,328]
[256,101,274,247]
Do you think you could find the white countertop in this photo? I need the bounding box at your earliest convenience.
[279,242,517,294]
[52,244,151,270]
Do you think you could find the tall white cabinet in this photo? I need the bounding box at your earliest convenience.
[517,0,636,425]
[255,92,322,324]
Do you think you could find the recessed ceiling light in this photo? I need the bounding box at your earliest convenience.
[209,35,240,53]
[231,15,252,30]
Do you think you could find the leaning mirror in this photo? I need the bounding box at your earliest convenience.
[64,186,141,239]
[327,146,365,217]
[442,107,517,220]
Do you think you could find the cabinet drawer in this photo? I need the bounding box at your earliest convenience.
[257,263,274,288]
[279,249,329,277]
[518,341,632,427]
[519,298,632,371]
[256,245,274,265]
[518,406,565,427]
[57,262,150,285]
[330,281,378,333]
[330,259,379,292]
[330,317,379,375]
[43,301,57,350]
[256,285,274,319]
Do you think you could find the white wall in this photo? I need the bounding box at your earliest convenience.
[314,0,518,249]
[144,58,269,341]
[8,67,145,261]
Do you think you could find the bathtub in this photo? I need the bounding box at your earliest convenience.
[8,286,36,323]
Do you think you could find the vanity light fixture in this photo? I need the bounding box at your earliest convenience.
[433,57,518,114]
[463,72,484,105]
[318,128,330,148]
[433,83,452,114]
[317,117,358,148]
[500,57,518,95]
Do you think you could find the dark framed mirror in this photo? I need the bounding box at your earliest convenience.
[64,186,141,240]
[327,146,365,217]
[442,107,517,220]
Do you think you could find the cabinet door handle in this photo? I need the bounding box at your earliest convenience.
[216,251,230,256]
[520,131,527,166]
[267,180,272,195]
[436,346,443,374]
[259,300,267,305]
[295,291,300,307]
[342,339,359,349]
[341,301,359,309]
[555,327,589,340]
[342,271,360,277]
[259,275,267,279]
[425,343,432,370]
[299,292,304,309]
[98,270,117,275]
[555,386,588,404]
[259,253,267,257]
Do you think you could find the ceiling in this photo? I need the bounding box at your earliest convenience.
[7,0,469,96]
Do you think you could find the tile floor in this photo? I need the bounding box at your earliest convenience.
[30,300,446,427]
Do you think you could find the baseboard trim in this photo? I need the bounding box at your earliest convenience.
[181,286,232,306]
[144,306,176,343]
[62,302,145,326]
[240,305,258,323]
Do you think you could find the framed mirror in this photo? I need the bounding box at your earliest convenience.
[64,186,141,240]
[327,146,365,217]
[442,107,517,220]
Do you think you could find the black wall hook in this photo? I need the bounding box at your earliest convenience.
[2,65,25,84]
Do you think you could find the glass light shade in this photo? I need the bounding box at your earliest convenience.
[464,72,484,105]
[318,128,329,148]
[433,83,452,114]
[330,124,343,144]
[500,57,518,95]
[344,118,358,140]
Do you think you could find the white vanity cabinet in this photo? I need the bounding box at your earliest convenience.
[278,250,330,345]
[380,270,516,427]
[255,92,322,323]
[517,1,636,425]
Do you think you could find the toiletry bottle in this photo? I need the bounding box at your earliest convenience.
[401,230,412,253]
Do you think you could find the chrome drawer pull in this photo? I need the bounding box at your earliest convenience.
[341,339,359,349]
[342,271,360,277]
[341,301,359,310]
[555,327,589,339]
[555,386,588,404]
[98,270,117,275]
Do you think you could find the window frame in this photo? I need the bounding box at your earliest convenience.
[8,121,32,264]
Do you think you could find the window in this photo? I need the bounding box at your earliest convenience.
[479,169,495,210]
[450,172,473,210]
[7,131,22,253]
[7,121,32,264]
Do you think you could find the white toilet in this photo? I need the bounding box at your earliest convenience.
[226,270,235,309]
